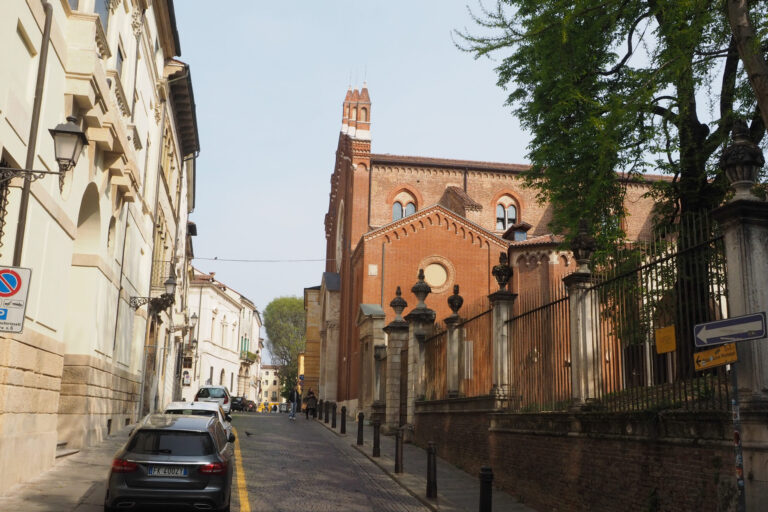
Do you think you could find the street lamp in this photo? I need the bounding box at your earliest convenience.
[0,116,88,184]
[130,275,178,314]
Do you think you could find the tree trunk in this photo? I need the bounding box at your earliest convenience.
[728,0,768,130]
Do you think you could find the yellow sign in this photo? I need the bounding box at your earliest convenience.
[655,326,676,354]
[694,343,738,371]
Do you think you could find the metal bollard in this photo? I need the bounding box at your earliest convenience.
[324,401,329,423]
[332,403,337,428]
[357,412,364,445]
[341,406,347,434]
[479,466,493,512]
[318,399,323,420]
[426,442,437,499]
[372,420,381,457]
[394,428,403,473]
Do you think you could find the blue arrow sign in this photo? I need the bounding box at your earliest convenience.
[694,313,767,347]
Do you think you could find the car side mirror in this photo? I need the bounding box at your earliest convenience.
[228,433,236,443]
[225,414,232,422]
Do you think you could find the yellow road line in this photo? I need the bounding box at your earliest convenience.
[232,427,250,512]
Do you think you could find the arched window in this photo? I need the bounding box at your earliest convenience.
[496,202,518,230]
[393,201,403,221]
[360,107,368,122]
[404,202,416,216]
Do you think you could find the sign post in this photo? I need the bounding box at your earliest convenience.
[0,266,31,333]
[695,313,767,512]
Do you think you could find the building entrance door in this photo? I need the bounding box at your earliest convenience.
[399,348,408,427]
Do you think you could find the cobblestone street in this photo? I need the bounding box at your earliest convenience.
[232,413,430,512]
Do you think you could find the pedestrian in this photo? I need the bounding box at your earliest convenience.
[304,388,317,419]
[288,385,300,420]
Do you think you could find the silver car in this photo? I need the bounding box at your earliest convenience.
[194,385,232,414]
[164,400,233,439]
[104,414,234,512]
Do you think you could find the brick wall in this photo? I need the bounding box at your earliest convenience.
[415,403,737,512]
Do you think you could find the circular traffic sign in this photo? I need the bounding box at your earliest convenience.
[0,269,22,297]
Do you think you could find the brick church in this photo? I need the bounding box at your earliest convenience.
[306,85,658,413]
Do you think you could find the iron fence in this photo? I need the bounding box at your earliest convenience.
[507,285,571,412]
[151,259,173,288]
[424,328,446,400]
[461,308,493,398]
[587,211,730,412]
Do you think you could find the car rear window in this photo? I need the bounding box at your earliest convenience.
[165,409,216,418]
[127,430,214,456]
[197,388,226,398]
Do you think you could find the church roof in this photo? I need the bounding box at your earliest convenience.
[371,153,529,174]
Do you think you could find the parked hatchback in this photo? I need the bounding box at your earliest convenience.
[194,385,232,414]
[104,414,234,512]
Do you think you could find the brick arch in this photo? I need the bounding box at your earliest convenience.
[385,184,424,209]
[491,189,525,214]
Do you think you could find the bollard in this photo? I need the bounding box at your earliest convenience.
[341,406,347,434]
[318,399,323,420]
[394,428,403,473]
[426,442,437,499]
[479,466,493,512]
[372,420,381,457]
[357,412,364,445]
[324,401,329,423]
[332,403,337,428]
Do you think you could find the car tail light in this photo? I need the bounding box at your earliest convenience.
[223,395,228,404]
[111,458,138,473]
[199,462,227,474]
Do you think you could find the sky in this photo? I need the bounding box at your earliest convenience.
[172,2,530,321]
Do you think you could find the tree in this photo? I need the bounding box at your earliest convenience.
[262,296,305,400]
[457,0,766,249]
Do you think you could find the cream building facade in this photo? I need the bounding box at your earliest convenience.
[0,0,198,492]
[182,270,261,403]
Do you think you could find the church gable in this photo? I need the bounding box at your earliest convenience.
[363,204,509,252]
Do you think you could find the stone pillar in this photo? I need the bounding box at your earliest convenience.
[563,220,599,406]
[383,287,409,434]
[405,270,436,423]
[445,285,464,398]
[713,120,768,509]
[356,304,386,420]
[489,253,515,403]
[372,344,386,424]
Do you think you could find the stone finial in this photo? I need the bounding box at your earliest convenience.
[570,219,596,273]
[411,269,431,308]
[492,252,513,290]
[448,284,464,315]
[720,119,765,201]
[390,286,407,322]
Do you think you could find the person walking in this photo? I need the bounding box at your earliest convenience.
[304,388,317,419]
[288,385,300,420]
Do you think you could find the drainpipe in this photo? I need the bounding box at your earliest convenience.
[13,0,53,266]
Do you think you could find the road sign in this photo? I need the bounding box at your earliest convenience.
[694,313,767,348]
[0,266,31,333]
[694,343,738,371]
[655,325,676,354]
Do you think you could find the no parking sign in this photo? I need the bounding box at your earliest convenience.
[0,266,31,333]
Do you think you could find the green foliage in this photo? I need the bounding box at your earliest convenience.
[457,0,766,248]
[262,296,305,400]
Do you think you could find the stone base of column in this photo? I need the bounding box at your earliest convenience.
[447,390,459,399]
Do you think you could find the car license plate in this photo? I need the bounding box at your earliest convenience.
[148,465,188,477]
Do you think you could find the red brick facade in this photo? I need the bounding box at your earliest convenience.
[321,86,658,404]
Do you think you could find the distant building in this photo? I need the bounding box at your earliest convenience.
[183,269,261,402]
[259,364,283,407]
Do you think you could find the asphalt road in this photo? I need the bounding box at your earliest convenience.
[230,412,431,512]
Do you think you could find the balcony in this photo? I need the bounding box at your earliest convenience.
[151,260,173,289]
[240,351,258,364]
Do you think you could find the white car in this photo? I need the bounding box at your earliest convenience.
[194,385,232,414]
[163,400,232,438]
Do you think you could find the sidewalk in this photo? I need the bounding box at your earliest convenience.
[0,426,132,511]
[316,414,536,512]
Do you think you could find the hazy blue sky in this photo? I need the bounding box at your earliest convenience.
[173,2,530,321]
